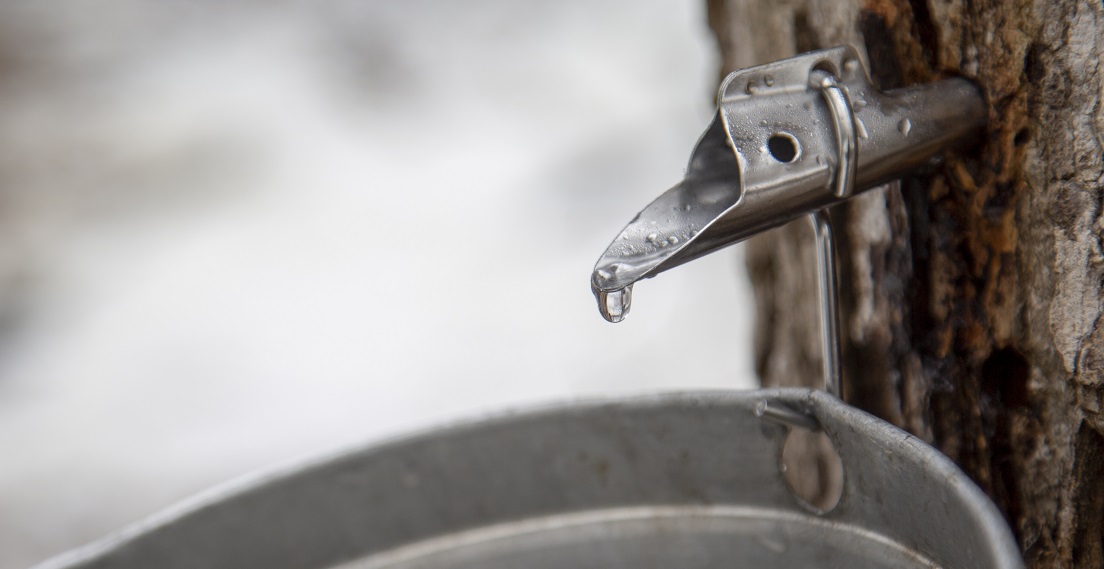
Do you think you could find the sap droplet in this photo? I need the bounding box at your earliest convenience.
[597,285,633,323]
[898,117,912,136]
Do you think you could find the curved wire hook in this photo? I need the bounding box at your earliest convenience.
[808,69,858,398]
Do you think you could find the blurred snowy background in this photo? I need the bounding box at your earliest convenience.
[0,1,754,567]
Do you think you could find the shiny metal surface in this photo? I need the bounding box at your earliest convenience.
[814,71,858,199]
[37,390,1022,569]
[591,46,987,316]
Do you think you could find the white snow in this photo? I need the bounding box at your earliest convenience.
[0,2,755,566]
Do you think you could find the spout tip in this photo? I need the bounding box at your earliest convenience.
[588,112,743,323]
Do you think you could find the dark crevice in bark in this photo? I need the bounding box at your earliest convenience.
[901,174,941,434]
[1023,43,1045,84]
[1072,423,1104,568]
[980,347,1030,542]
[906,0,939,67]
[1013,128,1030,147]
[981,348,1030,407]
[859,10,904,90]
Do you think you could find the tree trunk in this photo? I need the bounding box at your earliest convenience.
[706,1,1104,567]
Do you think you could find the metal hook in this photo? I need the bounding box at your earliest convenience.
[808,68,856,399]
[758,61,857,429]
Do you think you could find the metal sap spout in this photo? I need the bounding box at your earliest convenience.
[591,116,741,322]
[590,46,986,322]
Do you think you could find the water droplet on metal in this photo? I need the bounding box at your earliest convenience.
[646,233,659,244]
[898,117,912,136]
[667,236,679,245]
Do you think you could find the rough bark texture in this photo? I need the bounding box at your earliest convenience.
[706,0,1104,566]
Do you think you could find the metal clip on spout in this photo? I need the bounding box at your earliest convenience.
[591,46,986,323]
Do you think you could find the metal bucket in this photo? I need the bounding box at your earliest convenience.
[37,389,1022,569]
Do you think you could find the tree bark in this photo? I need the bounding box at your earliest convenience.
[706,0,1104,566]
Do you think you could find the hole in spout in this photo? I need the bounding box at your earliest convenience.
[781,428,844,514]
[768,133,799,163]
[811,60,839,77]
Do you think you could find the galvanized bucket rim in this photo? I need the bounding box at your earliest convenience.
[34,388,1023,569]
